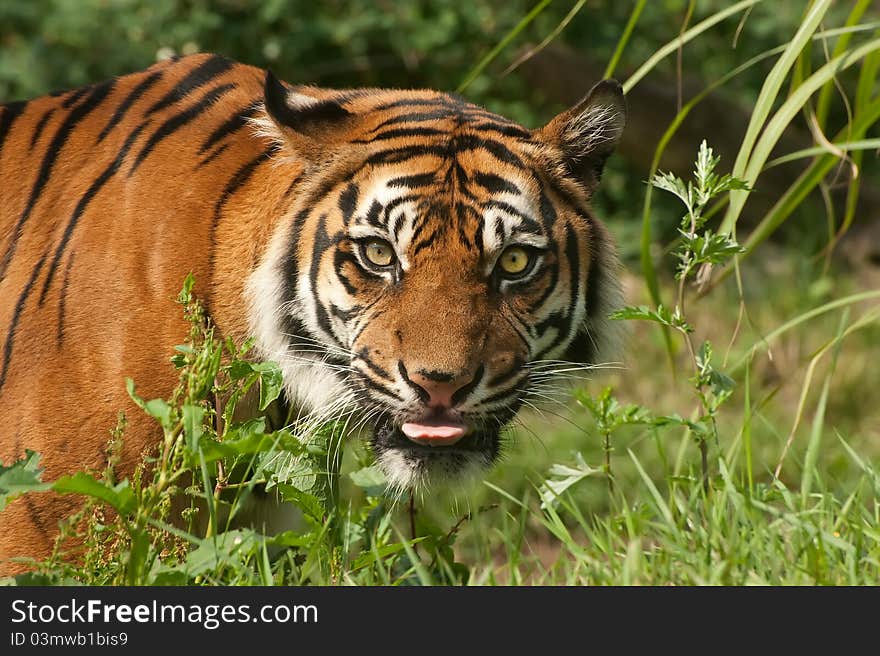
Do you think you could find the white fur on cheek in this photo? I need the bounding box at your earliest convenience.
[246,216,354,418]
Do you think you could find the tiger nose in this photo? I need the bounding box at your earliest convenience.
[405,366,483,408]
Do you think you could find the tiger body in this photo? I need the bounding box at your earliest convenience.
[0,54,625,572]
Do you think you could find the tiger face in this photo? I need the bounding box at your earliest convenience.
[249,73,626,489]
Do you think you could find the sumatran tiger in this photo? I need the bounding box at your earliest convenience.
[0,53,625,573]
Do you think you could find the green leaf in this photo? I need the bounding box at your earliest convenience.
[126,379,173,428]
[177,530,261,577]
[610,304,693,333]
[227,360,257,381]
[350,541,412,571]
[252,361,283,411]
[275,486,325,524]
[182,403,206,452]
[539,453,602,509]
[349,465,388,497]
[678,230,744,269]
[195,419,272,462]
[260,450,317,494]
[0,451,51,511]
[651,170,692,212]
[53,473,137,514]
[177,272,196,305]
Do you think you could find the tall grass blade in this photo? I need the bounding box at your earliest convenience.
[457,0,553,93]
[623,0,764,93]
[721,0,833,235]
[731,290,880,374]
[604,0,647,79]
[629,449,674,528]
[800,310,849,506]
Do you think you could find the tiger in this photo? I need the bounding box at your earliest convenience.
[0,53,625,573]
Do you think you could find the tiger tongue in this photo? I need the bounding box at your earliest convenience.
[401,420,468,447]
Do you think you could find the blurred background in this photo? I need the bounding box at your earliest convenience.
[3,1,879,580]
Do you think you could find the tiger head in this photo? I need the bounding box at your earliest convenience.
[249,72,626,490]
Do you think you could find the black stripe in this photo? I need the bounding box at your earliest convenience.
[454,133,525,168]
[365,144,449,167]
[355,347,393,381]
[531,260,560,311]
[562,329,595,365]
[538,187,557,232]
[363,200,383,228]
[146,54,234,115]
[391,208,408,240]
[0,81,114,283]
[386,172,436,189]
[130,83,235,175]
[397,361,429,404]
[333,248,360,295]
[565,223,581,321]
[457,211,474,250]
[372,98,452,112]
[369,110,453,132]
[29,108,55,150]
[198,102,261,154]
[450,364,485,407]
[470,207,483,254]
[533,226,581,361]
[356,372,404,403]
[212,147,275,226]
[209,146,276,308]
[62,86,91,108]
[0,100,28,155]
[281,208,310,329]
[0,254,47,393]
[352,126,444,143]
[97,70,163,143]
[482,199,541,232]
[57,251,75,344]
[471,121,530,139]
[338,182,359,225]
[197,142,229,168]
[412,230,441,258]
[383,194,419,230]
[473,172,520,195]
[329,302,360,323]
[211,147,275,250]
[487,362,525,388]
[40,122,149,304]
[310,216,343,344]
[476,380,524,408]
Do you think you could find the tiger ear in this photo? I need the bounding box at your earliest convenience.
[538,79,626,190]
[262,70,353,153]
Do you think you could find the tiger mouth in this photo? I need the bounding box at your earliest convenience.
[399,412,471,447]
[371,415,502,488]
[374,418,494,453]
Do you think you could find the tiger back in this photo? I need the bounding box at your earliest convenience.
[0,53,625,573]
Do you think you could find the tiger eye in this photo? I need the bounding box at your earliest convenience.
[364,239,395,267]
[498,246,531,275]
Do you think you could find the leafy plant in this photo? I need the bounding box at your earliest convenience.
[1,275,472,586]
[603,141,749,489]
